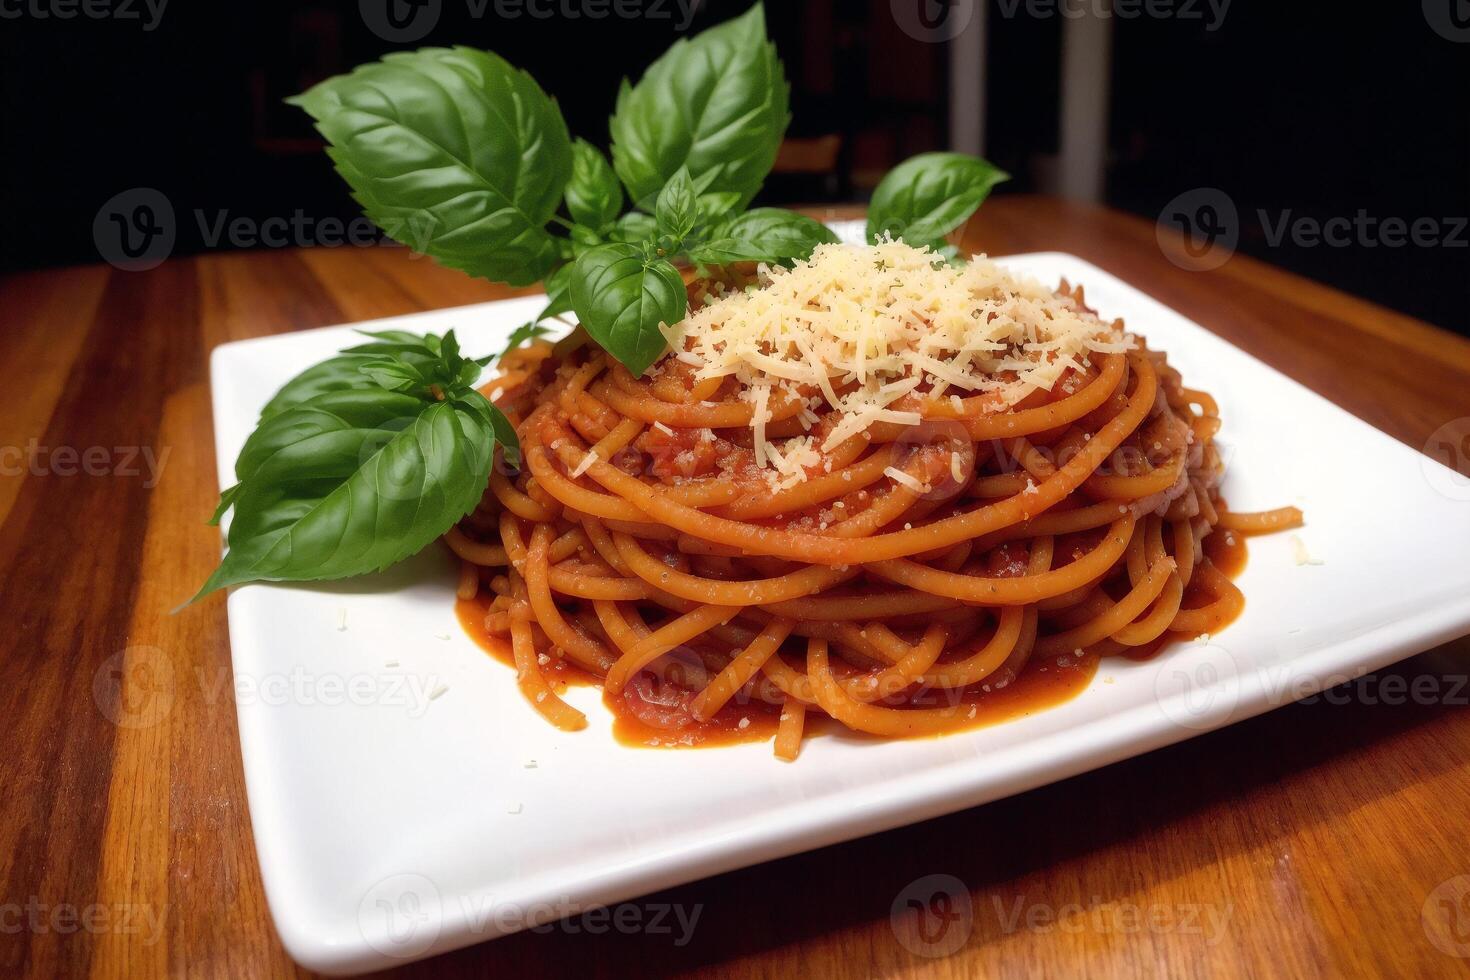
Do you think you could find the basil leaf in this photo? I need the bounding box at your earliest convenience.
[258,328,456,420]
[687,240,767,266]
[233,388,430,484]
[698,190,743,223]
[194,394,499,599]
[349,329,430,347]
[609,3,789,211]
[688,208,839,265]
[569,223,603,250]
[611,211,657,243]
[459,391,522,469]
[570,243,687,376]
[198,329,523,599]
[332,328,486,397]
[258,354,384,420]
[208,483,243,527]
[540,261,575,318]
[655,167,698,244]
[866,152,1009,246]
[289,47,573,286]
[245,332,509,486]
[565,139,623,232]
[360,361,424,393]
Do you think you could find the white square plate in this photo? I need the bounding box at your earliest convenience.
[211,235,1470,974]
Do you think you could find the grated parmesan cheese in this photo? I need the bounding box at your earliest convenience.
[884,466,926,494]
[1289,534,1325,566]
[660,241,1130,488]
[571,450,598,478]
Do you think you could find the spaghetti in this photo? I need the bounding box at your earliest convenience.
[449,243,1301,760]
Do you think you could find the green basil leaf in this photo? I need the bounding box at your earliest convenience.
[252,329,503,475]
[439,330,462,362]
[609,3,789,211]
[866,152,1009,246]
[359,358,431,394]
[611,211,657,243]
[687,239,764,266]
[655,166,698,244]
[289,47,573,286]
[688,208,839,265]
[234,388,433,485]
[349,328,430,348]
[194,394,499,598]
[198,331,523,598]
[570,243,687,376]
[333,328,487,397]
[259,328,459,421]
[258,354,385,420]
[540,261,575,318]
[569,223,603,249]
[697,190,744,223]
[565,139,623,232]
[207,483,243,527]
[457,391,522,469]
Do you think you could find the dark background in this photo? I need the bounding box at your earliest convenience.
[1,0,1465,333]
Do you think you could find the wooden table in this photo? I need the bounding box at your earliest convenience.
[4,196,1470,979]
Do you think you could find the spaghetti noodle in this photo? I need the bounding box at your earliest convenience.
[449,243,1301,760]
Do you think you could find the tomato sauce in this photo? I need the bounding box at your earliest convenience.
[454,532,1248,750]
[1118,526,1246,662]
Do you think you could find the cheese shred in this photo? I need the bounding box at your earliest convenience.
[660,241,1132,488]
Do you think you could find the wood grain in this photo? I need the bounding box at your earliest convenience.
[2,196,1468,979]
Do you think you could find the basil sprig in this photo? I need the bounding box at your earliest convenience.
[565,139,624,234]
[204,2,1016,595]
[288,3,1006,382]
[571,242,688,377]
[689,209,841,266]
[654,168,700,247]
[289,47,572,286]
[195,330,513,600]
[866,152,1010,251]
[609,3,789,212]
